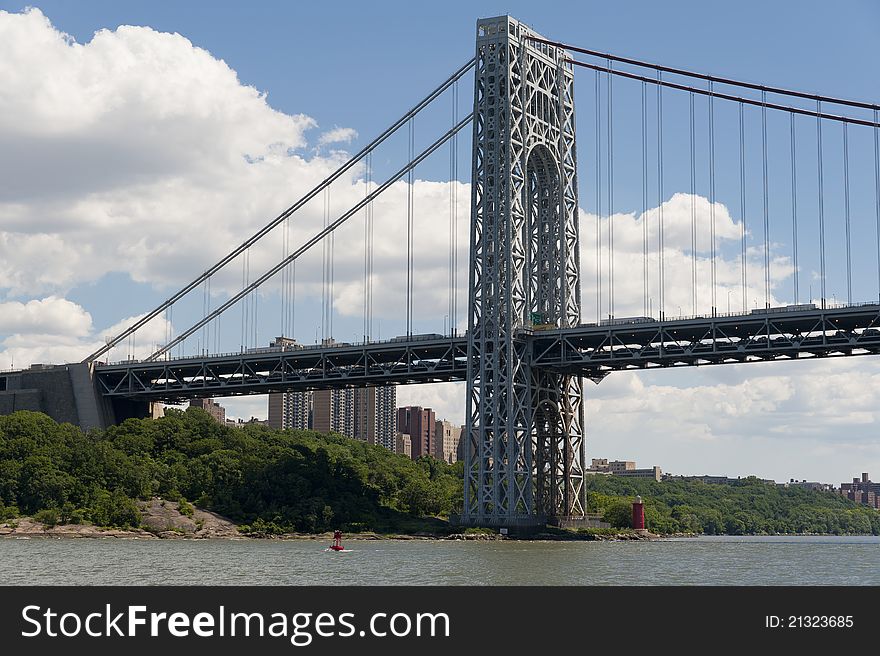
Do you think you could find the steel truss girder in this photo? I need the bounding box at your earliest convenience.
[93,306,880,403]
[95,338,468,402]
[531,305,880,375]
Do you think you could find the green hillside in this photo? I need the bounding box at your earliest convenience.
[0,409,461,534]
[586,475,880,535]
[1,409,877,536]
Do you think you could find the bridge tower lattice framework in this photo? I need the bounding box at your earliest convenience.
[463,15,586,528]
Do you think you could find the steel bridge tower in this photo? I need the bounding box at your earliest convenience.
[463,16,585,528]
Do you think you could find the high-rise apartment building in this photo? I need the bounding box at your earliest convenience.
[395,432,412,458]
[397,406,436,459]
[268,390,310,430]
[434,419,462,463]
[267,387,396,449]
[264,340,396,447]
[355,386,398,449]
[189,398,225,425]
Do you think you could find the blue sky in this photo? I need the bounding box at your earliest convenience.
[0,1,879,484]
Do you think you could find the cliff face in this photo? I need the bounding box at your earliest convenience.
[139,499,241,538]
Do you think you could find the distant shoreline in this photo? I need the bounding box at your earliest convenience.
[5,520,873,542]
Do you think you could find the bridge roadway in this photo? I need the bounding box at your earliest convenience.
[94,303,880,402]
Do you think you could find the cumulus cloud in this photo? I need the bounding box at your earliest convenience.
[318,127,358,146]
[0,297,93,336]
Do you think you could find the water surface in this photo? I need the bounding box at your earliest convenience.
[2,535,877,585]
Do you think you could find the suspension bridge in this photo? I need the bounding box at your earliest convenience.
[2,15,879,528]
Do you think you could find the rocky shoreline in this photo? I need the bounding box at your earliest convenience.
[0,499,692,541]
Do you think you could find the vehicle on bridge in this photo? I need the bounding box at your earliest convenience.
[598,316,656,326]
[750,303,818,315]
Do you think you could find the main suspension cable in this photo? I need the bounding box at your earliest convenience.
[84,57,476,363]
[146,113,474,361]
[527,35,880,112]
[565,58,880,128]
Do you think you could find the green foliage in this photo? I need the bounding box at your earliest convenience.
[34,507,59,527]
[0,504,19,521]
[0,409,462,534]
[585,476,880,535]
[602,501,633,528]
[177,498,194,517]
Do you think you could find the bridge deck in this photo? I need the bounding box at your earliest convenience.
[94,304,880,401]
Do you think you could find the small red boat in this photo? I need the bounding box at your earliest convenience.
[329,530,344,551]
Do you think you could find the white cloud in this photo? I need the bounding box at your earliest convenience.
[318,127,358,146]
[0,297,93,336]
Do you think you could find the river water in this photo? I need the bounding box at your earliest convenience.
[1,535,877,585]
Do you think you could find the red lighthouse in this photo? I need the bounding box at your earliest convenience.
[632,495,645,530]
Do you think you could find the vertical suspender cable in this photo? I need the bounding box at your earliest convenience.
[790,113,799,305]
[364,155,371,340]
[368,152,374,339]
[201,279,207,354]
[689,92,697,315]
[253,286,258,348]
[817,100,826,308]
[240,250,247,350]
[282,216,289,337]
[739,103,747,312]
[875,109,880,302]
[321,187,330,341]
[843,122,852,305]
[448,80,459,335]
[761,90,770,309]
[607,59,614,319]
[407,118,414,335]
[657,71,665,320]
[167,306,172,361]
[642,81,648,317]
[329,188,335,339]
[709,82,717,315]
[207,277,212,353]
[595,70,602,323]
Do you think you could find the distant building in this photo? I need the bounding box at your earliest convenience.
[614,466,662,482]
[226,417,268,429]
[434,419,462,463]
[264,336,396,449]
[664,474,775,486]
[456,425,467,462]
[312,389,356,436]
[395,432,412,458]
[780,479,834,492]
[397,406,436,459]
[268,390,310,430]
[189,398,225,425]
[355,386,398,450]
[586,458,661,481]
[839,473,880,509]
